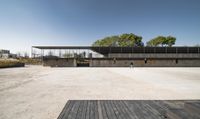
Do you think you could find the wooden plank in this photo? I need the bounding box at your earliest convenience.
[110,100,125,119]
[136,101,157,119]
[57,100,72,119]
[75,100,85,119]
[81,100,88,119]
[145,100,168,118]
[140,101,163,119]
[118,100,133,119]
[89,100,96,119]
[93,100,99,119]
[166,108,193,119]
[58,100,75,119]
[184,101,200,118]
[97,101,103,119]
[104,100,118,119]
[116,100,134,119]
[100,100,109,119]
[67,100,81,119]
[120,100,139,119]
[124,100,146,119]
[85,100,90,119]
[57,100,200,119]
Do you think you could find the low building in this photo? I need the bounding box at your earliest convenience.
[0,49,17,59]
[0,49,10,59]
[32,46,200,67]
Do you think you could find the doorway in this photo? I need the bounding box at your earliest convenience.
[76,59,90,67]
[77,62,89,67]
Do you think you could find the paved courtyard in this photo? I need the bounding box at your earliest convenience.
[0,66,200,119]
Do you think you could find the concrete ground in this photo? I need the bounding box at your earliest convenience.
[0,66,200,119]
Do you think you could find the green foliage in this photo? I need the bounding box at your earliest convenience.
[92,33,143,47]
[18,58,42,65]
[166,36,176,47]
[194,44,200,47]
[147,36,176,47]
[0,59,25,68]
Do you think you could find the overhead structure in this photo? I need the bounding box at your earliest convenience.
[32,46,200,67]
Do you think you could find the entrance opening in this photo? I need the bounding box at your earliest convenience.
[76,59,90,67]
[175,59,178,64]
[77,62,89,67]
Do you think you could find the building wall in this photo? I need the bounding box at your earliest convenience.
[43,58,76,67]
[0,49,10,59]
[90,59,200,67]
[42,58,200,67]
[90,53,200,67]
[0,54,10,59]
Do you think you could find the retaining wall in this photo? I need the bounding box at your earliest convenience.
[108,53,200,58]
[89,59,200,67]
[43,58,76,67]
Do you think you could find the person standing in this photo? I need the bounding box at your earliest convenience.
[130,62,133,68]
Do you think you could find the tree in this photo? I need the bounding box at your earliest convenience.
[92,33,143,47]
[194,44,200,47]
[147,36,176,47]
[166,36,176,47]
[118,33,143,47]
[92,35,120,46]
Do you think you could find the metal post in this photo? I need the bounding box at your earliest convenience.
[59,49,61,57]
[132,47,133,53]
[31,46,33,58]
[41,49,44,65]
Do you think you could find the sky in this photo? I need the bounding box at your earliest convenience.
[0,0,200,53]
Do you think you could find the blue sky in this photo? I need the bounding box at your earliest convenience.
[0,0,200,53]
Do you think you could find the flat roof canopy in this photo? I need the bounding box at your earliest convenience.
[32,46,200,54]
[32,46,91,49]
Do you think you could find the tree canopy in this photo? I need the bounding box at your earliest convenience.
[146,36,176,47]
[92,33,144,47]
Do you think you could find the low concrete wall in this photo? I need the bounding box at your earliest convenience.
[42,58,200,67]
[90,59,200,67]
[43,58,76,67]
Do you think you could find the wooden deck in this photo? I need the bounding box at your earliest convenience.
[58,100,200,119]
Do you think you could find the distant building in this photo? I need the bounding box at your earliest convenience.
[0,49,10,58]
[0,49,17,59]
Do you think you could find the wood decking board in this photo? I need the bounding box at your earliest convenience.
[58,100,200,119]
[184,102,200,118]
